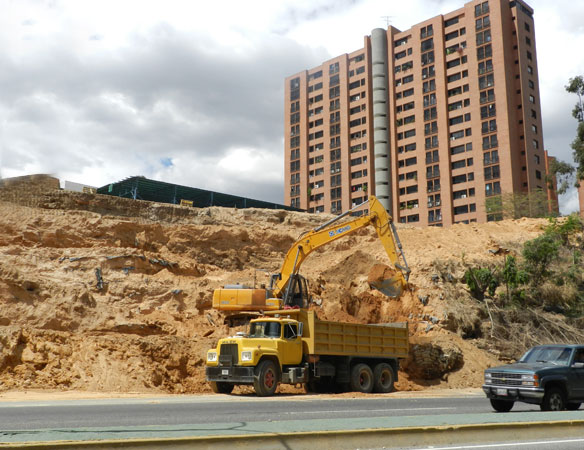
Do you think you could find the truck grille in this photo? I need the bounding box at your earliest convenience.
[219,343,238,365]
[489,372,523,386]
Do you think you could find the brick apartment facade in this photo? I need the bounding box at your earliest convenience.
[284,0,558,225]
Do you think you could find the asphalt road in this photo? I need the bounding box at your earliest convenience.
[0,393,556,430]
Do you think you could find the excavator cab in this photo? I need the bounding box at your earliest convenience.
[284,274,310,308]
[270,273,310,309]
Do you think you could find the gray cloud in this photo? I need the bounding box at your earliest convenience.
[0,24,329,203]
[274,0,363,34]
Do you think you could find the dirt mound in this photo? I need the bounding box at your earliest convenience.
[0,179,551,394]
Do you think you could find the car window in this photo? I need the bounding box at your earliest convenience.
[283,323,298,339]
[520,346,572,366]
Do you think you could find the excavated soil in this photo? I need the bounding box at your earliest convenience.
[0,176,550,395]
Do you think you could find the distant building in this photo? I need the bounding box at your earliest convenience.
[97,176,302,211]
[64,181,97,194]
[284,0,558,225]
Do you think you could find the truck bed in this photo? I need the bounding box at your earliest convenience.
[266,309,409,359]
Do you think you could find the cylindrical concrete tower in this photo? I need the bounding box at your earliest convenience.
[370,28,392,213]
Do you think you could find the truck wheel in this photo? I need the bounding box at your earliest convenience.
[541,387,566,411]
[350,363,374,393]
[567,402,581,411]
[254,360,279,397]
[373,363,395,393]
[210,381,234,394]
[490,398,514,412]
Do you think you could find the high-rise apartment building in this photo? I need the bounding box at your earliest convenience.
[284,0,557,225]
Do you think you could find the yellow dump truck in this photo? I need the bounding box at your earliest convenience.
[206,309,409,396]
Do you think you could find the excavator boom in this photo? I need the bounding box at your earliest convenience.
[212,195,409,315]
[274,195,409,301]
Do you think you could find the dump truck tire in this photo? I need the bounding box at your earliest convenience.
[254,360,279,397]
[210,381,234,394]
[373,363,395,393]
[350,363,374,393]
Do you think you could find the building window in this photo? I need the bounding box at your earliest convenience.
[475,1,489,17]
[427,178,441,193]
[424,121,438,135]
[478,59,493,74]
[484,165,500,180]
[454,205,469,215]
[477,44,492,60]
[482,134,498,150]
[480,89,495,104]
[480,104,496,119]
[483,150,499,165]
[420,24,433,39]
[421,38,434,52]
[481,119,497,134]
[425,135,439,149]
[426,165,440,179]
[424,107,437,121]
[421,51,435,66]
[423,80,436,95]
[485,181,501,197]
[476,15,490,30]
[476,29,492,46]
[428,193,441,207]
[479,74,494,89]
[422,65,435,80]
[423,93,437,107]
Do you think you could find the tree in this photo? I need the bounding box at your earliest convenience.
[547,159,575,195]
[565,76,584,184]
[485,190,557,220]
[522,234,560,283]
[464,267,499,300]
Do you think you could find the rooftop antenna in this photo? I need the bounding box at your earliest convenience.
[381,15,394,28]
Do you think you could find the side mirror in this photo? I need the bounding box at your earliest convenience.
[572,362,584,368]
[298,322,304,337]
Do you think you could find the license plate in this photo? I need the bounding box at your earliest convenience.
[496,388,508,396]
[221,369,229,375]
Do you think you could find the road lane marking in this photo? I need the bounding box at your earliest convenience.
[422,437,584,449]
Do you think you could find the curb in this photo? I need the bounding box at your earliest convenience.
[3,419,584,449]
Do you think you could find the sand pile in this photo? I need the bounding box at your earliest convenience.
[0,176,549,394]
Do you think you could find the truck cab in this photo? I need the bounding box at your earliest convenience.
[206,314,306,396]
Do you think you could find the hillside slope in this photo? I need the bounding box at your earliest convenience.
[0,176,554,394]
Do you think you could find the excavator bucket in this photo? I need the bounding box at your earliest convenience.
[369,275,404,298]
[367,263,405,298]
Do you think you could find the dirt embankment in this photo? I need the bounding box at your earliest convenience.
[0,175,551,395]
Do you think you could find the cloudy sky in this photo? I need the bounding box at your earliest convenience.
[1,0,583,213]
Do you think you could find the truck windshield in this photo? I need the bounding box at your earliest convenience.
[249,322,281,338]
[519,347,572,366]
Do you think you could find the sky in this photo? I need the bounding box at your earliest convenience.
[0,0,583,213]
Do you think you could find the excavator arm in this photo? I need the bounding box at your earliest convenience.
[273,195,409,302]
[212,195,410,317]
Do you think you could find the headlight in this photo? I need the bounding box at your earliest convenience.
[207,351,217,362]
[241,351,252,361]
[521,374,538,386]
[484,373,492,384]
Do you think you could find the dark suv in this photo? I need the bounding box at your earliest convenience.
[483,345,584,412]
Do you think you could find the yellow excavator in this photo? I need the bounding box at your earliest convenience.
[212,195,410,322]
